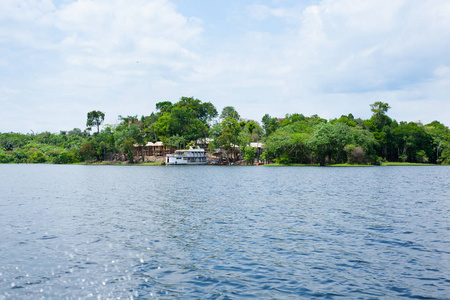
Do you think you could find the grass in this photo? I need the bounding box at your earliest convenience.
[264,162,436,167]
[263,163,318,167]
[77,161,165,166]
[139,162,165,166]
[328,163,373,167]
[381,162,435,166]
[68,161,439,167]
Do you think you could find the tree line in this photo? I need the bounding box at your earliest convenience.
[1,97,450,165]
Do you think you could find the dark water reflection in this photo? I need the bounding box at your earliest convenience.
[0,164,449,299]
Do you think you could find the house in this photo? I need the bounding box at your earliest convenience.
[133,139,265,163]
[133,141,175,159]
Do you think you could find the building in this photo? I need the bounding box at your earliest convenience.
[133,139,265,164]
[133,141,175,160]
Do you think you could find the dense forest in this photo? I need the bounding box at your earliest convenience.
[1,97,450,165]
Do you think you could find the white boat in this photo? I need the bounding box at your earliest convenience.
[166,146,208,165]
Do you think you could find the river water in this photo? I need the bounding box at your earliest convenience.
[0,164,449,299]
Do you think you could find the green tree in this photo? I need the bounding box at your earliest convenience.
[280,113,306,126]
[262,115,325,164]
[242,146,257,165]
[174,97,218,124]
[425,121,450,163]
[114,123,141,162]
[13,149,28,163]
[118,115,139,127]
[122,138,136,163]
[166,134,186,150]
[308,123,354,166]
[79,142,96,162]
[370,101,391,116]
[29,151,47,163]
[263,130,310,164]
[392,122,433,163]
[141,113,160,142]
[156,101,173,113]
[153,97,214,145]
[220,106,240,120]
[86,110,105,133]
[365,102,395,160]
[91,126,116,161]
[237,120,263,148]
[261,114,280,137]
[218,117,241,163]
[330,115,357,127]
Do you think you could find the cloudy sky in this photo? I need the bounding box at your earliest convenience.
[1,0,450,133]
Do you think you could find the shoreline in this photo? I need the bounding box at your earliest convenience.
[1,162,441,167]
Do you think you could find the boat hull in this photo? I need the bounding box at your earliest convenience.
[166,158,208,165]
[166,147,208,165]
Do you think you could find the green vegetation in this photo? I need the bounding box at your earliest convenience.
[1,98,450,166]
[328,164,374,167]
[140,162,165,166]
[264,163,319,167]
[381,162,435,166]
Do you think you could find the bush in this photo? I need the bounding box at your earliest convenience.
[369,155,382,165]
[47,149,61,158]
[274,153,291,165]
[351,146,365,164]
[242,146,257,164]
[13,149,28,163]
[29,151,47,163]
[0,153,13,163]
[345,145,365,164]
[415,150,429,163]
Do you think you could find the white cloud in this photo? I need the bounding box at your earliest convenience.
[52,0,202,69]
[0,0,205,132]
[298,0,450,92]
[247,4,302,23]
[1,0,450,132]
[203,0,450,124]
[1,0,203,76]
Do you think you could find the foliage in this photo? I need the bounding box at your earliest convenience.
[86,110,105,133]
[425,121,450,164]
[153,97,216,146]
[370,102,391,116]
[1,99,449,166]
[220,106,240,120]
[261,114,280,137]
[217,117,241,163]
[79,142,96,162]
[242,146,257,164]
[238,120,263,146]
[308,123,352,165]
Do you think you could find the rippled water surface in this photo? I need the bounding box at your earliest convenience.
[0,164,449,299]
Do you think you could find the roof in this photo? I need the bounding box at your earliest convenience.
[249,142,264,148]
[196,137,213,144]
[133,141,165,147]
[145,141,164,147]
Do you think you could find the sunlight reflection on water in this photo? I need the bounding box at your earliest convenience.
[0,165,449,299]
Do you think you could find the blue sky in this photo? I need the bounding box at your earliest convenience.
[1,0,450,133]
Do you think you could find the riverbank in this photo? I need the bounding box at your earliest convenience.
[1,161,441,166]
[263,162,437,167]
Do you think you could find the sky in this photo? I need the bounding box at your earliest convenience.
[1,0,450,133]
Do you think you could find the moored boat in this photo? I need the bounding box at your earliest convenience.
[166,146,208,165]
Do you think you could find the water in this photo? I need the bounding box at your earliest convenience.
[0,164,449,299]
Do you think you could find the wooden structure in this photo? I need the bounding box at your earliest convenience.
[133,139,265,164]
[134,141,175,157]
